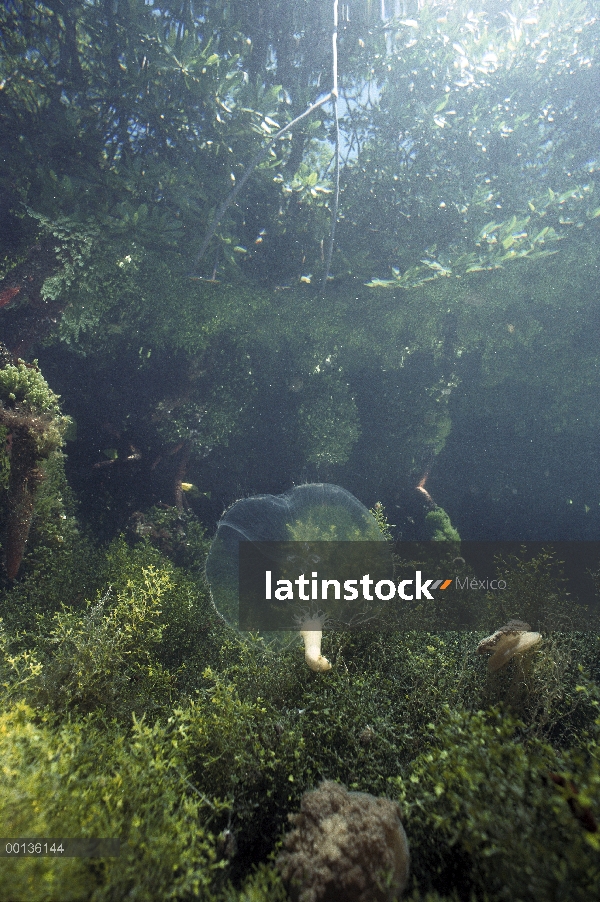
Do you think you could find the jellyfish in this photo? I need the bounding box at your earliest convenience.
[205,484,388,670]
[476,619,542,672]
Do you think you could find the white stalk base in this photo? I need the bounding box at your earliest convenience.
[300,628,332,672]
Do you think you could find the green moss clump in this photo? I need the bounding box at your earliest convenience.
[0,359,73,580]
[0,361,70,457]
[425,507,461,543]
[0,361,63,417]
[34,565,175,719]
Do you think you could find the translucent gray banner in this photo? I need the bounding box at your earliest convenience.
[238,541,600,631]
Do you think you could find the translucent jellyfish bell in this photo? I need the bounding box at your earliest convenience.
[206,483,385,630]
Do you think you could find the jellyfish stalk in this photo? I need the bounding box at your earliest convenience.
[296,613,332,672]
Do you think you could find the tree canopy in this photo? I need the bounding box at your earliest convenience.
[1,0,600,537]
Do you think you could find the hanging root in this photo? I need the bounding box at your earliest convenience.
[191,94,332,275]
[191,1,342,282]
[2,423,46,580]
[323,1,340,284]
[416,470,436,507]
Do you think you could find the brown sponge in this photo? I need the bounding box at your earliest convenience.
[277,780,410,902]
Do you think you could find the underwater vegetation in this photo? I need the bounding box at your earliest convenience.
[0,0,598,537]
[0,356,71,580]
[1,479,600,899]
[0,0,600,899]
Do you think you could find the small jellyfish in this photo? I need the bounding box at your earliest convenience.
[205,484,388,669]
[477,619,541,672]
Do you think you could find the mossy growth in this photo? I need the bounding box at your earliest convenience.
[0,360,63,417]
[0,359,74,580]
[128,503,212,578]
[0,450,99,632]
[12,540,224,721]
[371,502,395,540]
[425,506,461,543]
[0,701,231,902]
[482,548,582,633]
[0,360,70,455]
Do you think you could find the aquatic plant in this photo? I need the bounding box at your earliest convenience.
[1,4,600,899]
[358,1,600,291]
[393,706,600,901]
[35,566,175,719]
[0,700,229,902]
[0,528,598,899]
[191,0,341,282]
[424,507,461,543]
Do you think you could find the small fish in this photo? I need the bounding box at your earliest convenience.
[181,483,210,499]
[93,458,115,469]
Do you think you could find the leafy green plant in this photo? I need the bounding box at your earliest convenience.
[393,706,600,900]
[34,566,175,720]
[0,701,228,902]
